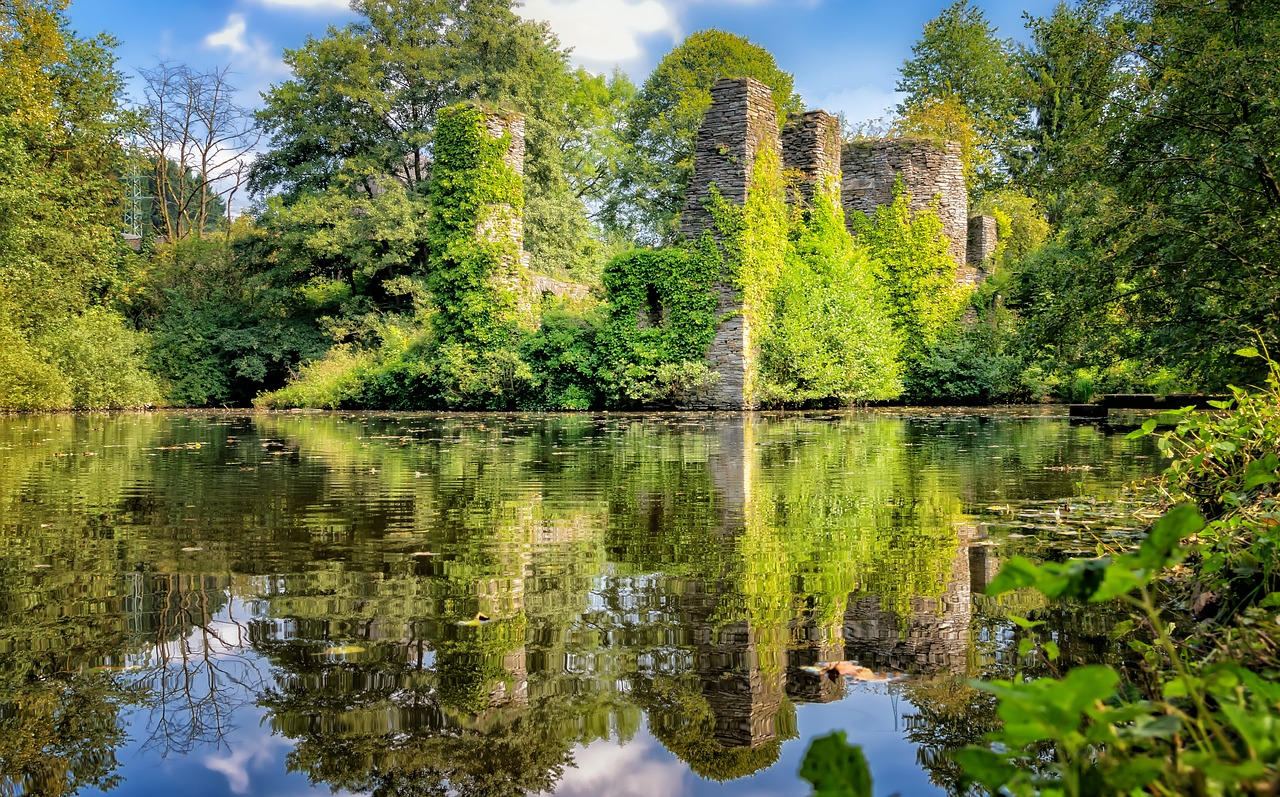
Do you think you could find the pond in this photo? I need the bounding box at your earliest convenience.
[0,409,1164,797]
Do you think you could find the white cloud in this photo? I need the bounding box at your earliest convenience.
[517,0,679,70]
[253,0,352,10]
[203,730,293,794]
[203,13,288,80]
[545,737,689,797]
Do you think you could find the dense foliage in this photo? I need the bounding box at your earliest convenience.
[3,0,1277,412]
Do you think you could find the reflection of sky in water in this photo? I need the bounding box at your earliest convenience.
[91,665,938,796]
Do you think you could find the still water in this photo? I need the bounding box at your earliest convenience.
[0,410,1163,797]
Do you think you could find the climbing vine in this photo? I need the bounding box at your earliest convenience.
[850,178,969,365]
[756,179,903,405]
[426,103,527,349]
[597,239,723,406]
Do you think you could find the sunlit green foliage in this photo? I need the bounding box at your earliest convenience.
[757,181,902,405]
[0,0,160,410]
[850,180,969,367]
[604,29,803,242]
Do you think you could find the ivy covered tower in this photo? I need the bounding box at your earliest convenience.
[679,77,781,411]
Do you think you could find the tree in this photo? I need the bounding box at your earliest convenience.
[896,0,1022,188]
[248,0,595,278]
[1015,0,1133,204]
[135,62,259,240]
[1016,0,1280,389]
[0,0,160,409]
[602,29,803,244]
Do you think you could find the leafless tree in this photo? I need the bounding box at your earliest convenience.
[136,62,261,240]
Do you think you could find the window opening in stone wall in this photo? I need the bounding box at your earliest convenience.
[645,283,664,327]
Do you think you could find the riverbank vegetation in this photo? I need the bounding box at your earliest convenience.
[1,0,1276,411]
[803,350,1280,794]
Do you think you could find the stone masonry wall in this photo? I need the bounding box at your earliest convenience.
[680,78,780,411]
[964,214,998,286]
[475,109,537,329]
[841,139,969,266]
[781,110,842,207]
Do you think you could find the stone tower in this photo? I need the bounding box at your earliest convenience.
[680,78,780,411]
[781,110,842,207]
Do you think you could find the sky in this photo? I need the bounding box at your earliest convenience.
[64,0,1062,127]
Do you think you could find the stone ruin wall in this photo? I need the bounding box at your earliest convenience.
[781,110,842,206]
[474,109,592,327]
[840,139,970,266]
[672,83,1004,409]
[965,214,999,285]
[680,78,780,411]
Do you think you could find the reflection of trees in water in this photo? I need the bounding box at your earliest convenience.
[127,572,264,755]
[0,673,132,797]
[0,411,1153,796]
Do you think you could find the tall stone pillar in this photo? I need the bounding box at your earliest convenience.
[680,78,780,411]
[964,214,998,286]
[781,110,842,208]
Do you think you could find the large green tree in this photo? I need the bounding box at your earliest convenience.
[0,0,159,409]
[896,0,1023,188]
[249,0,598,279]
[1014,0,1133,206]
[602,29,803,244]
[1015,0,1280,389]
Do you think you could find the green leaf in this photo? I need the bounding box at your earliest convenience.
[1042,640,1060,661]
[1009,616,1045,630]
[1242,454,1279,491]
[1126,418,1159,439]
[985,556,1045,596]
[1126,714,1183,738]
[1136,503,1204,572]
[954,747,1018,792]
[799,731,873,797]
[1235,347,1260,358]
[1260,593,1280,609]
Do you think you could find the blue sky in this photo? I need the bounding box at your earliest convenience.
[66,0,1059,125]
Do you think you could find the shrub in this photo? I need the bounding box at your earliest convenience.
[0,324,72,410]
[39,308,160,409]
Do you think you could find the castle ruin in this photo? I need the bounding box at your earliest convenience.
[677,77,999,409]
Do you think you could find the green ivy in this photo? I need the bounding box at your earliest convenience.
[426,103,527,349]
[597,240,723,406]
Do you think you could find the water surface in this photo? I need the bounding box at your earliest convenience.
[0,410,1162,796]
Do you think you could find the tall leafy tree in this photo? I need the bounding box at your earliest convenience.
[248,0,595,278]
[602,29,803,244]
[0,0,159,409]
[0,0,134,330]
[1016,0,1280,388]
[896,0,1022,188]
[1015,0,1133,205]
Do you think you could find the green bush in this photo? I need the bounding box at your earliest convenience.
[757,186,901,405]
[37,309,160,409]
[0,324,72,410]
[520,308,605,410]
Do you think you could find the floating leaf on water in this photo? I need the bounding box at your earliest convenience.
[180,546,203,553]
[320,644,366,656]
[411,551,438,557]
[33,564,51,569]
[811,660,907,682]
